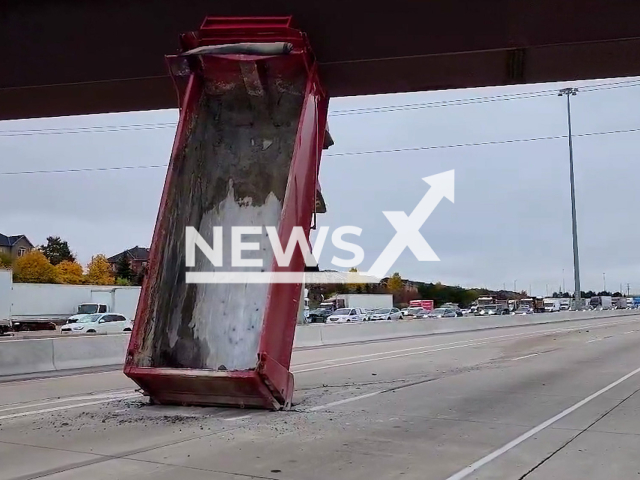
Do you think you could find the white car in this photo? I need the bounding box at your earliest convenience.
[427,308,457,318]
[404,307,426,318]
[60,313,130,334]
[368,308,403,321]
[327,308,366,323]
[123,317,134,331]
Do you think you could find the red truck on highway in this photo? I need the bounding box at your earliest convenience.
[410,300,434,311]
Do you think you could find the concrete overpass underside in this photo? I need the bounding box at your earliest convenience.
[3,0,640,120]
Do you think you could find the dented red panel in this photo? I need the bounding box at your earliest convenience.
[124,17,328,410]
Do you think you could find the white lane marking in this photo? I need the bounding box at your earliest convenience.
[293,331,548,367]
[445,364,640,480]
[624,331,634,334]
[293,339,507,373]
[512,353,539,361]
[292,318,636,370]
[306,391,383,412]
[224,414,252,421]
[587,338,602,343]
[0,393,141,421]
[0,389,135,413]
[292,319,636,374]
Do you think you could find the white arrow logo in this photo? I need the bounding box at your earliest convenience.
[366,170,455,279]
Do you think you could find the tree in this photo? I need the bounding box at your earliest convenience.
[55,260,84,284]
[346,267,363,293]
[115,255,134,282]
[85,254,114,285]
[0,252,12,269]
[134,263,148,287]
[612,291,623,297]
[387,272,403,293]
[116,277,132,286]
[13,250,58,283]
[39,236,75,266]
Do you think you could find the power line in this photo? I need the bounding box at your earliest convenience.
[329,91,556,116]
[330,78,640,116]
[578,78,640,92]
[0,164,168,176]
[0,123,176,137]
[3,125,640,176]
[1,94,550,136]
[2,77,640,137]
[327,126,640,157]
[325,134,566,157]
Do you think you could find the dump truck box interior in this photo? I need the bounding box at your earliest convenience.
[124,17,329,410]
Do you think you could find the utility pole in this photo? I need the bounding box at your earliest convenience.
[627,283,631,296]
[559,87,582,308]
[514,279,517,292]
[562,268,565,293]
[603,272,606,292]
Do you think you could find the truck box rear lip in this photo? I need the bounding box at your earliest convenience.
[125,366,281,409]
[126,366,255,378]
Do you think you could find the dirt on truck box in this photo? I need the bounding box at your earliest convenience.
[136,63,306,371]
[125,17,330,410]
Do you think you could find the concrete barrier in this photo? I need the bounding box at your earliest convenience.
[318,319,430,346]
[294,309,640,348]
[52,335,129,370]
[293,325,324,348]
[0,338,55,376]
[1,310,638,377]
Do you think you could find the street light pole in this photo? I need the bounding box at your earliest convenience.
[559,87,581,307]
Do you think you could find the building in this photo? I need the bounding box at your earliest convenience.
[0,233,33,260]
[107,246,150,276]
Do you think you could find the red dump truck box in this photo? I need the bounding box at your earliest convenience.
[124,17,329,410]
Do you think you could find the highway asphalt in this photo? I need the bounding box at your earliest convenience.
[2,314,640,479]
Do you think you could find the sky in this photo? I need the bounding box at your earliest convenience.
[2,77,640,296]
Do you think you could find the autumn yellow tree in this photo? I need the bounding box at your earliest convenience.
[13,250,59,283]
[387,272,404,306]
[387,272,404,293]
[55,260,85,284]
[346,267,363,293]
[0,252,12,269]
[85,254,114,285]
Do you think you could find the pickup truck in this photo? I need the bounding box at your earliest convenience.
[307,308,332,323]
[0,318,11,335]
